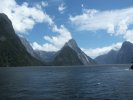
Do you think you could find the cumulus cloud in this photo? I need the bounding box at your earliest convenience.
[31,42,58,51]
[32,23,72,52]
[0,0,72,51]
[0,0,53,33]
[82,42,122,58]
[58,3,66,14]
[44,25,72,47]
[32,24,72,52]
[70,7,133,42]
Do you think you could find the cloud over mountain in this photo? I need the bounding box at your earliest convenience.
[0,0,53,33]
[70,7,133,42]
[0,0,72,51]
[82,42,122,58]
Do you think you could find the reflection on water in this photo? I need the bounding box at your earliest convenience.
[0,65,133,100]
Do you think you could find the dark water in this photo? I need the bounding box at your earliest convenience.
[0,65,133,100]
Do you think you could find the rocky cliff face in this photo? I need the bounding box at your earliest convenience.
[0,13,44,66]
[20,37,39,59]
[53,46,83,65]
[52,39,96,65]
[65,39,96,65]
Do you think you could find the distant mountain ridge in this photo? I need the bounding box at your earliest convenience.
[35,50,56,62]
[95,41,133,64]
[0,13,96,66]
[21,38,96,66]
[20,37,96,66]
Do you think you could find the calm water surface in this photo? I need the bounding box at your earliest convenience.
[0,65,133,100]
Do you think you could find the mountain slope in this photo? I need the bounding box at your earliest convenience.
[95,41,133,64]
[35,50,56,62]
[53,46,83,65]
[53,39,96,65]
[95,50,118,64]
[0,13,44,66]
[65,39,96,65]
[20,37,40,59]
[116,41,133,64]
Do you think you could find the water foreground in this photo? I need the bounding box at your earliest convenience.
[0,65,132,100]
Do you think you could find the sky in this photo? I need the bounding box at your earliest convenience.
[0,0,133,58]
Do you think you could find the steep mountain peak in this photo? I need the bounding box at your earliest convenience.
[63,38,96,65]
[120,41,133,50]
[122,41,132,47]
[65,39,78,50]
[67,39,77,45]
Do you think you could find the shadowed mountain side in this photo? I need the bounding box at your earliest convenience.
[95,41,133,64]
[52,46,83,66]
[95,50,118,64]
[20,35,96,66]
[0,13,44,66]
[52,39,96,66]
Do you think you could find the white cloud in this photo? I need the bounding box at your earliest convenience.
[35,1,48,9]
[124,30,133,42]
[82,42,122,58]
[0,0,53,33]
[32,24,72,52]
[31,22,72,52]
[0,0,72,51]
[58,3,66,14]
[41,1,48,7]
[70,7,133,42]
[44,25,72,47]
[31,42,58,51]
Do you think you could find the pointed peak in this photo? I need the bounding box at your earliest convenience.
[122,41,132,47]
[67,39,76,44]
[66,38,77,46]
[64,38,78,49]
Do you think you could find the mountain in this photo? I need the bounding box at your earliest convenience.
[35,50,56,62]
[95,50,118,64]
[65,39,96,64]
[0,13,44,66]
[20,37,40,59]
[116,41,133,64]
[20,37,55,63]
[53,39,96,65]
[95,41,133,64]
[20,37,96,66]
[53,46,83,65]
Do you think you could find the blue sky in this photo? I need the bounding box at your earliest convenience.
[0,0,133,58]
